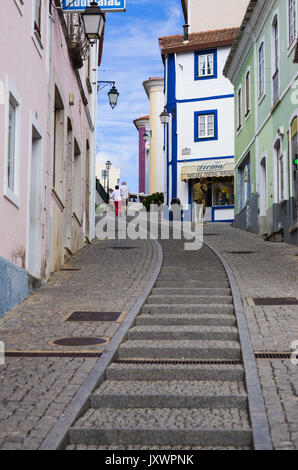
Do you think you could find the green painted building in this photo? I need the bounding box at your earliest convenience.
[224,0,298,245]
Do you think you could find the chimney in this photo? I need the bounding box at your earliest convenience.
[183,24,190,42]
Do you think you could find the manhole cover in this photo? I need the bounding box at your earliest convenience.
[66,311,121,322]
[253,297,298,306]
[53,337,107,347]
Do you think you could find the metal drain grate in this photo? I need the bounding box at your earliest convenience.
[255,352,292,360]
[253,297,298,306]
[116,359,243,365]
[5,351,102,358]
[65,311,121,322]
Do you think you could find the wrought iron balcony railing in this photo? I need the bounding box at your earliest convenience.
[65,12,89,69]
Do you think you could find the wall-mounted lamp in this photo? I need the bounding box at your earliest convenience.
[81,1,105,44]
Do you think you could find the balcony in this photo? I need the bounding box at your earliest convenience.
[65,13,89,69]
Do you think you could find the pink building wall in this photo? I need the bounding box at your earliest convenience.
[0,1,98,315]
[0,0,48,270]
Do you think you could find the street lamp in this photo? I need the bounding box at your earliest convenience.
[142,132,149,143]
[108,85,120,109]
[97,81,119,109]
[105,160,112,191]
[102,169,108,191]
[159,107,170,126]
[81,1,105,44]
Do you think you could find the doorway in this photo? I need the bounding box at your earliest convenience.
[260,156,267,217]
[28,125,43,279]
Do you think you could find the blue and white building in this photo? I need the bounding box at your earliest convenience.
[159,28,239,222]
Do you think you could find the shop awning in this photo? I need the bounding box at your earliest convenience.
[181,159,235,181]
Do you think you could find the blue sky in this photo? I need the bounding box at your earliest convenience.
[96,0,184,193]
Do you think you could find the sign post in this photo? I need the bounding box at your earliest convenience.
[62,0,126,12]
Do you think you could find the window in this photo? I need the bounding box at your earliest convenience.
[237,87,242,130]
[34,0,42,35]
[4,80,21,206]
[290,116,298,198]
[7,99,17,192]
[289,0,297,46]
[237,155,251,212]
[195,110,218,141]
[213,180,234,206]
[53,86,64,198]
[73,139,81,220]
[275,139,285,202]
[14,0,24,15]
[195,50,217,80]
[245,70,251,116]
[258,42,265,99]
[272,15,279,104]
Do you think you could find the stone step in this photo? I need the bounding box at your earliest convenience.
[152,287,231,295]
[118,339,241,360]
[158,268,227,281]
[128,325,239,341]
[90,380,248,409]
[68,408,252,447]
[66,445,252,450]
[156,280,230,288]
[136,314,237,327]
[160,264,223,270]
[142,304,234,315]
[106,363,245,382]
[147,295,233,305]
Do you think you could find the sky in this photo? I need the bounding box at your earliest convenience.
[96,0,184,193]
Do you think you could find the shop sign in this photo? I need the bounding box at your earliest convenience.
[62,0,126,12]
[181,160,235,181]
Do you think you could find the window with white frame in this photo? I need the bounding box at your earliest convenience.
[7,98,17,192]
[237,87,242,130]
[34,0,42,35]
[14,0,24,15]
[272,15,279,104]
[195,110,218,141]
[199,54,214,77]
[245,70,250,116]
[289,0,297,46]
[195,50,217,80]
[258,42,265,99]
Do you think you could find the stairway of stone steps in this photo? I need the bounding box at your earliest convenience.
[66,241,253,450]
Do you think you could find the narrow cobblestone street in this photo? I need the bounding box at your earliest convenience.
[0,237,158,450]
[0,223,297,450]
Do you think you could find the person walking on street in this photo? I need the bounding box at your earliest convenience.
[120,181,130,215]
[110,185,122,217]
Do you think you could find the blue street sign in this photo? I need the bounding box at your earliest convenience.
[62,0,126,12]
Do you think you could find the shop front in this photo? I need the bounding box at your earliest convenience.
[181,159,235,222]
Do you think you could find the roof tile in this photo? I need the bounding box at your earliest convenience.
[159,27,239,55]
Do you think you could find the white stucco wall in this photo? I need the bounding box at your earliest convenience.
[172,48,235,206]
[187,0,249,33]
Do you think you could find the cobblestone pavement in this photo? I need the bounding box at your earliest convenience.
[0,237,158,450]
[204,224,298,450]
[0,222,297,450]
